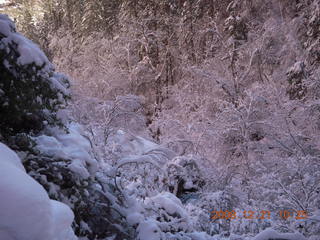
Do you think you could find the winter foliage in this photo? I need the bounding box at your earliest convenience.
[1,0,320,239]
[0,14,69,137]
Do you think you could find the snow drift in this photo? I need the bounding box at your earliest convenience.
[0,142,77,240]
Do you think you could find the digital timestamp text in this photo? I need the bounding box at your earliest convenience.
[210,210,308,220]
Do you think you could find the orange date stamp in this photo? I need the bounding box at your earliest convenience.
[210,210,308,220]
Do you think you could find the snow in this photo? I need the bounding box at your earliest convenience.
[127,212,144,226]
[50,72,70,95]
[108,129,160,156]
[51,200,76,240]
[146,192,189,222]
[125,197,145,226]
[0,0,9,5]
[0,14,69,98]
[0,15,50,67]
[15,34,49,66]
[0,142,77,240]
[137,220,162,240]
[34,122,98,179]
[0,142,25,170]
[184,179,195,190]
[0,14,15,37]
[187,232,212,240]
[287,61,304,77]
[116,155,163,174]
[308,210,320,222]
[108,129,175,175]
[253,228,307,240]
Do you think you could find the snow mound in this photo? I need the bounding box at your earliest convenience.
[51,200,77,240]
[137,220,162,240]
[0,142,77,240]
[146,192,188,218]
[0,141,25,170]
[34,122,98,179]
[253,228,307,240]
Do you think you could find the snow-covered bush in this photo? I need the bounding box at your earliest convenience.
[125,191,213,240]
[108,129,175,197]
[138,192,192,239]
[6,0,320,239]
[33,122,98,179]
[23,109,136,239]
[0,14,69,137]
[166,155,205,199]
[0,14,135,239]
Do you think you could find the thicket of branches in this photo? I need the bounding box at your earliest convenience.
[4,0,320,238]
[1,0,235,106]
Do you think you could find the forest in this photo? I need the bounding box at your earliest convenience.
[0,0,320,239]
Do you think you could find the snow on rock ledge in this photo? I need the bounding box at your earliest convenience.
[0,142,77,240]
